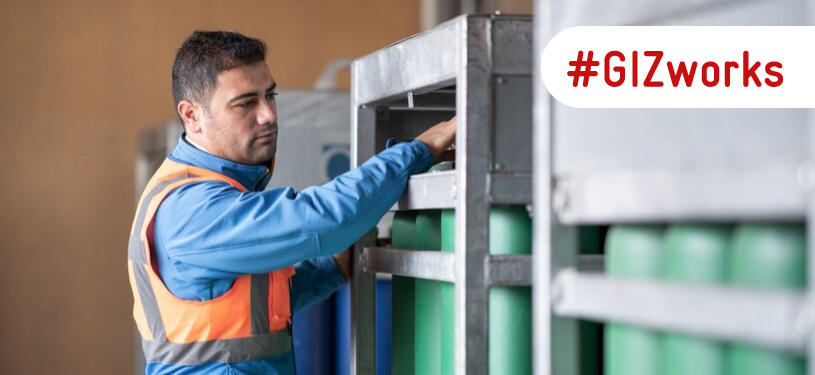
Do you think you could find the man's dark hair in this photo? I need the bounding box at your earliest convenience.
[172,31,267,108]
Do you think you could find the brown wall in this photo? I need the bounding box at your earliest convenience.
[0,1,418,373]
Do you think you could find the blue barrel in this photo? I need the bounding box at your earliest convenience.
[335,279,393,375]
[336,286,351,375]
[293,298,333,374]
[376,279,393,374]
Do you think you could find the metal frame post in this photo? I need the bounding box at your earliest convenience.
[454,16,493,375]
[351,63,379,374]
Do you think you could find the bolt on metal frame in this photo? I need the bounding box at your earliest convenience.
[533,0,815,374]
[350,14,534,375]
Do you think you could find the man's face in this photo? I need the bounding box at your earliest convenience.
[199,61,278,165]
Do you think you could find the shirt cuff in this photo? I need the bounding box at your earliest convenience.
[408,139,436,172]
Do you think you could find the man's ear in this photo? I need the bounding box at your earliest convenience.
[177,100,202,134]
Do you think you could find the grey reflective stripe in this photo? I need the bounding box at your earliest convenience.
[128,234,145,265]
[133,262,166,341]
[128,174,199,264]
[142,329,292,365]
[250,274,271,335]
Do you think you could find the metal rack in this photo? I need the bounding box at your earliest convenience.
[350,14,534,375]
[533,0,815,374]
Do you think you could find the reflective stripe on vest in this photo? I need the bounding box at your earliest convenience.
[128,159,295,365]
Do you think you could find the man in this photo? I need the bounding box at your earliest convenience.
[127,31,456,374]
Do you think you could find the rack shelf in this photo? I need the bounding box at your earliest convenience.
[553,269,808,354]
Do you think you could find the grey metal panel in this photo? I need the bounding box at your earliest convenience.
[489,173,532,204]
[486,255,532,286]
[492,17,534,75]
[550,0,728,29]
[555,161,809,223]
[549,0,804,31]
[493,75,533,174]
[553,269,809,354]
[362,247,456,283]
[660,0,805,26]
[376,110,455,155]
[553,110,809,174]
[552,111,810,222]
[549,0,810,222]
[549,0,810,221]
[352,17,462,106]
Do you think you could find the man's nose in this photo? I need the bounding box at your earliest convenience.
[256,97,277,125]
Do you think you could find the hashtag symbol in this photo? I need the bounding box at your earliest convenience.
[567,51,599,87]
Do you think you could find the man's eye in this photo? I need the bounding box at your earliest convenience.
[265,92,278,101]
[239,100,256,108]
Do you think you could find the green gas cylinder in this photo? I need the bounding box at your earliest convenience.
[489,205,533,374]
[661,224,731,375]
[391,211,418,375]
[604,225,664,375]
[441,209,455,375]
[415,210,443,375]
[440,206,532,374]
[727,224,806,375]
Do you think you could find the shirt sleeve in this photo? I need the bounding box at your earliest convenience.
[154,140,434,282]
[290,256,348,312]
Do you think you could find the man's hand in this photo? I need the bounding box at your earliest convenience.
[332,249,351,280]
[416,116,456,162]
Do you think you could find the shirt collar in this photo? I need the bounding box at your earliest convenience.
[168,133,272,191]
[185,136,210,153]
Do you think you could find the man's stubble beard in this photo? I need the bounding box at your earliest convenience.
[207,117,278,165]
[251,122,278,165]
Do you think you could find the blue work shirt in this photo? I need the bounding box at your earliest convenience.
[146,134,434,374]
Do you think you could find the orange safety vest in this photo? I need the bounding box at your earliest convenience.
[127,159,296,365]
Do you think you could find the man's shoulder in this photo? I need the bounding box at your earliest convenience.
[155,179,240,226]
